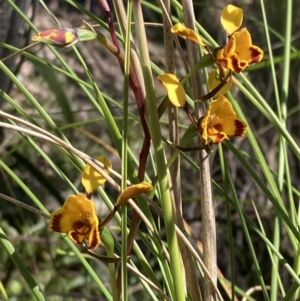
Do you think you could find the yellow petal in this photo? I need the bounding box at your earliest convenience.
[221,4,243,35]
[49,207,74,233]
[171,23,205,46]
[208,69,232,97]
[81,156,112,193]
[116,181,153,206]
[234,28,251,44]
[234,30,264,64]
[158,73,186,107]
[209,95,237,117]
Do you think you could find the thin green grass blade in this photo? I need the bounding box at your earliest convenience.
[120,1,132,300]
[228,92,298,250]
[0,227,48,301]
[233,76,300,158]
[32,60,75,125]
[218,144,236,300]
[224,142,300,242]
[225,164,270,301]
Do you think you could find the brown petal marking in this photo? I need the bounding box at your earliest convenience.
[50,213,63,231]
[69,231,81,244]
[90,228,100,250]
[230,56,243,73]
[73,221,91,235]
[214,133,226,144]
[234,119,246,136]
[249,47,263,63]
[239,61,247,68]
[213,123,224,132]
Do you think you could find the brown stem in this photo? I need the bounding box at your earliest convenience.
[97,0,120,51]
[96,27,150,182]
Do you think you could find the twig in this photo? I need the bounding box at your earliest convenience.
[0,193,50,219]
[181,1,217,300]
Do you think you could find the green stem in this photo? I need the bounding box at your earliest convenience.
[132,1,186,300]
[120,1,132,300]
[102,228,118,301]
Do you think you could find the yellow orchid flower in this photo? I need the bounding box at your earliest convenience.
[221,4,243,35]
[158,73,186,107]
[199,95,247,144]
[49,194,101,250]
[81,156,112,194]
[170,5,263,74]
[215,28,264,73]
[217,5,263,72]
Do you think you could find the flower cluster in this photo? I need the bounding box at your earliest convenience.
[49,156,153,249]
[158,4,263,145]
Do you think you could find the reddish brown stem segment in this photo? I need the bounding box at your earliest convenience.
[97,1,150,182]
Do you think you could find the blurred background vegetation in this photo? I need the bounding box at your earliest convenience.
[0,0,299,300]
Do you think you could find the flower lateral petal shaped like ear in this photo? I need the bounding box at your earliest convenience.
[171,23,205,46]
[199,95,247,144]
[32,28,78,47]
[116,181,153,206]
[221,4,243,35]
[81,156,112,193]
[49,194,101,250]
[158,73,186,107]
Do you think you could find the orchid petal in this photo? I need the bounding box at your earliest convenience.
[158,73,186,107]
[171,23,205,46]
[221,4,243,35]
[116,181,153,206]
[81,156,112,193]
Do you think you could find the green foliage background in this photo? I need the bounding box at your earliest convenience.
[0,0,299,301]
